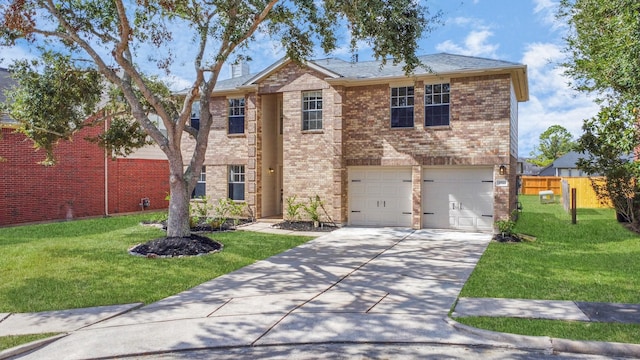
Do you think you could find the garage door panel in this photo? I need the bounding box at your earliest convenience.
[422,167,494,231]
[349,167,412,227]
[458,216,476,228]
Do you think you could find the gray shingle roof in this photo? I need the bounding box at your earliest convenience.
[213,53,528,100]
[310,53,524,79]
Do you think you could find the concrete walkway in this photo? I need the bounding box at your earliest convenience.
[1,226,640,359]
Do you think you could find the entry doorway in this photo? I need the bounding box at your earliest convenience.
[261,94,284,217]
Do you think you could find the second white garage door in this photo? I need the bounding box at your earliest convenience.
[422,167,494,231]
[348,167,412,227]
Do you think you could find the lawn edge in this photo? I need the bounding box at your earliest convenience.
[0,333,67,360]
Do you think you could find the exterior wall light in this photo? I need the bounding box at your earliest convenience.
[269,167,275,174]
[499,165,507,175]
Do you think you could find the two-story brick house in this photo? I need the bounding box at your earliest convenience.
[185,53,528,231]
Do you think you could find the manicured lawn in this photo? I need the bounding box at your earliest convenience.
[457,195,640,343]
[0,215,312,313]
[0,334,59,352]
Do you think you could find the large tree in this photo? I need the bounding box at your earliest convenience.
[0,0,439,238]
[559,0,640,225]
[576,100,640,226]
[529,125,576,167]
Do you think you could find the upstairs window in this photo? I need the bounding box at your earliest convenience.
[191,166,206,198]
[425,83,450,126]
[391,86,414,128]
[302,90,322,131]
[190,101,200,131]
[228,98,245,134]
[228,165,245,201]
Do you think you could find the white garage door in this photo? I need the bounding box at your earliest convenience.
[349,167,412,227]
[422,167,494,231]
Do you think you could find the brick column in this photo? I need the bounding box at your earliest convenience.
[412,165,422,229]
[333,86,347,224]
[246,93,260,217]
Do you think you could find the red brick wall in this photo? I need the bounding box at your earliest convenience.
[0,125,169,226]
[107,158,170,214]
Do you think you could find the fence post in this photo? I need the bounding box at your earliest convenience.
[571,188,577,224]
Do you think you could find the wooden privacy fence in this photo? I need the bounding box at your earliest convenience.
[563,177,612,209]
[520,176,561,195]
[520,176,612,209]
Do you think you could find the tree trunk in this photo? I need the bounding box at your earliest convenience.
[166,168,192,238]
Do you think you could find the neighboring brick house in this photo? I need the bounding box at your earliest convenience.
[184,53,529,231]
[0,68,170,226]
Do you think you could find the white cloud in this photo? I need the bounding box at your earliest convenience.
[532,0,564,30]
[0,45,37,68]
[518,42,599,156]
[436,29,499,58]
[435,15,499,58]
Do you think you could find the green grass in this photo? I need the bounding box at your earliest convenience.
[457,195,640,343]
[0,333,60,352]
[459,317,640,344]
[0,215,312,313]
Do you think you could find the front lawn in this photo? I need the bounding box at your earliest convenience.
[0,215,312,313]
[457,195,640,343]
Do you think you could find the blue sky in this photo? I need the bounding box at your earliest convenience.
[0,0,598,157]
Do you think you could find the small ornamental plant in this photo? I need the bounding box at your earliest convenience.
[303,195,323,227]
[494,211,520,242]
[285,195,304,221]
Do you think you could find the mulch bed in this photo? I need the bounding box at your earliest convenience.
[272,220,338,232]
[492,233,522,243]
[134,218,336,258]
[129,234,223,258]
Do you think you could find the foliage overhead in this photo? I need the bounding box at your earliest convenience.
[529,125,576,167]
[559,0,640,99]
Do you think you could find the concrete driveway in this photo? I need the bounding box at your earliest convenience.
[14,227,519,360]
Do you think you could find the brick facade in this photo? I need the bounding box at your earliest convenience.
[185,57,526,231]
[0,125,169,227]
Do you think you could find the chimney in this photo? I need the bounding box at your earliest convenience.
[231,62,250,78]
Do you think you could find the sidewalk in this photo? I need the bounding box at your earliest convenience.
[1,225,639,359]
[453,297,640,324]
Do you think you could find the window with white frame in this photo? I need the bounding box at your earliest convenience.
[228,165,245,201]
[391,86,414,128]
[302,90,322,131]
[191,166,206,198]
[228,98,245,134]
[424,83,450,126]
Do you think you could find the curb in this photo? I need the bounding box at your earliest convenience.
[444,317,553,353]
[447,317,640,358]
[552,338,640,358]
[0,333,68,360]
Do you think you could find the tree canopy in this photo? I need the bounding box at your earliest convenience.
[529,125,576,167]
[0,0,440,237]
[559,0,640,227]
[560,0,640,99]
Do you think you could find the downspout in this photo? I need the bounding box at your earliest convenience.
[104,116,109,216]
